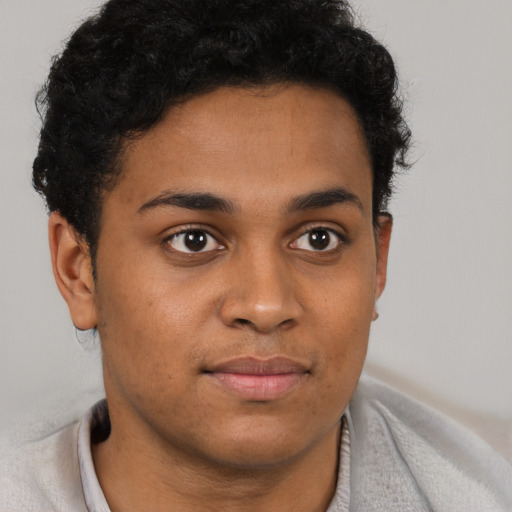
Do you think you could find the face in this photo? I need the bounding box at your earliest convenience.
[74,85,390,468]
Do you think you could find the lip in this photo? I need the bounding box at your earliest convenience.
[204,356,310,401]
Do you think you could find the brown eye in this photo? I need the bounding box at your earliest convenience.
[167,230,223,253]
[309,229,331,250]
[184,231,208,251]
[293,228,342,252]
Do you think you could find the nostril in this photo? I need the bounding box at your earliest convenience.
[231,316,296,333]
[235,318,251,326]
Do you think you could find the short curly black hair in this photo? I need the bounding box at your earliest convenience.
[33,0,410,262]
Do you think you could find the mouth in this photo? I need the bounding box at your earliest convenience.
[204,356,310,401]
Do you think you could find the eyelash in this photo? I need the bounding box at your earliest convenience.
[162,225,346,255]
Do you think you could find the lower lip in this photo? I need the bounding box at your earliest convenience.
[208,372,306,401]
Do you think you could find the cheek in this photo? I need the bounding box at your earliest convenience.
[305,254,376,383]
[307,252,376,333]
[94,263,209,394]
[97,251,207,334]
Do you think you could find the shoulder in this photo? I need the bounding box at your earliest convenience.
[0,419,87,512]
[347,376,512,512]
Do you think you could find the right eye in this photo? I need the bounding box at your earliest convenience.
[291,228,344,252]
[165,229,224,253]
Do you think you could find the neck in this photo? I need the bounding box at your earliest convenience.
[92,401,342,512]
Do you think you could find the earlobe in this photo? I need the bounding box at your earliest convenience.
[374,213,393,302]
[48,212,97,330]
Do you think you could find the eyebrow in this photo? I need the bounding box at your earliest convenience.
[138,186,364,216]
[286,187,364,214]
[138,191,238,215]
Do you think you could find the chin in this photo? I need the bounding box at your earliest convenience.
[194,416,336,471]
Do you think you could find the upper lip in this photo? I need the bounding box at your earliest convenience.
[205,356,309,375]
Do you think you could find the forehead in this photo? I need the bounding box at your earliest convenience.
[110,84,372,214]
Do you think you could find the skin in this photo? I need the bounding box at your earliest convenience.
[50,84,392,511]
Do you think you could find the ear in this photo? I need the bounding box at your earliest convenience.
[48,212,97,330]
[374,213,393,301]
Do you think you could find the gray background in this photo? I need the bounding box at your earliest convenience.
[1,0,511,458]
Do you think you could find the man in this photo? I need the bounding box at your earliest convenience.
[1,0,511,510]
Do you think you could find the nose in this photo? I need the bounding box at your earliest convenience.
[219,248,303,333]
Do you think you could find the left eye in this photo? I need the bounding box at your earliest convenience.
[292,228,342,252]
[166,230,223,253]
